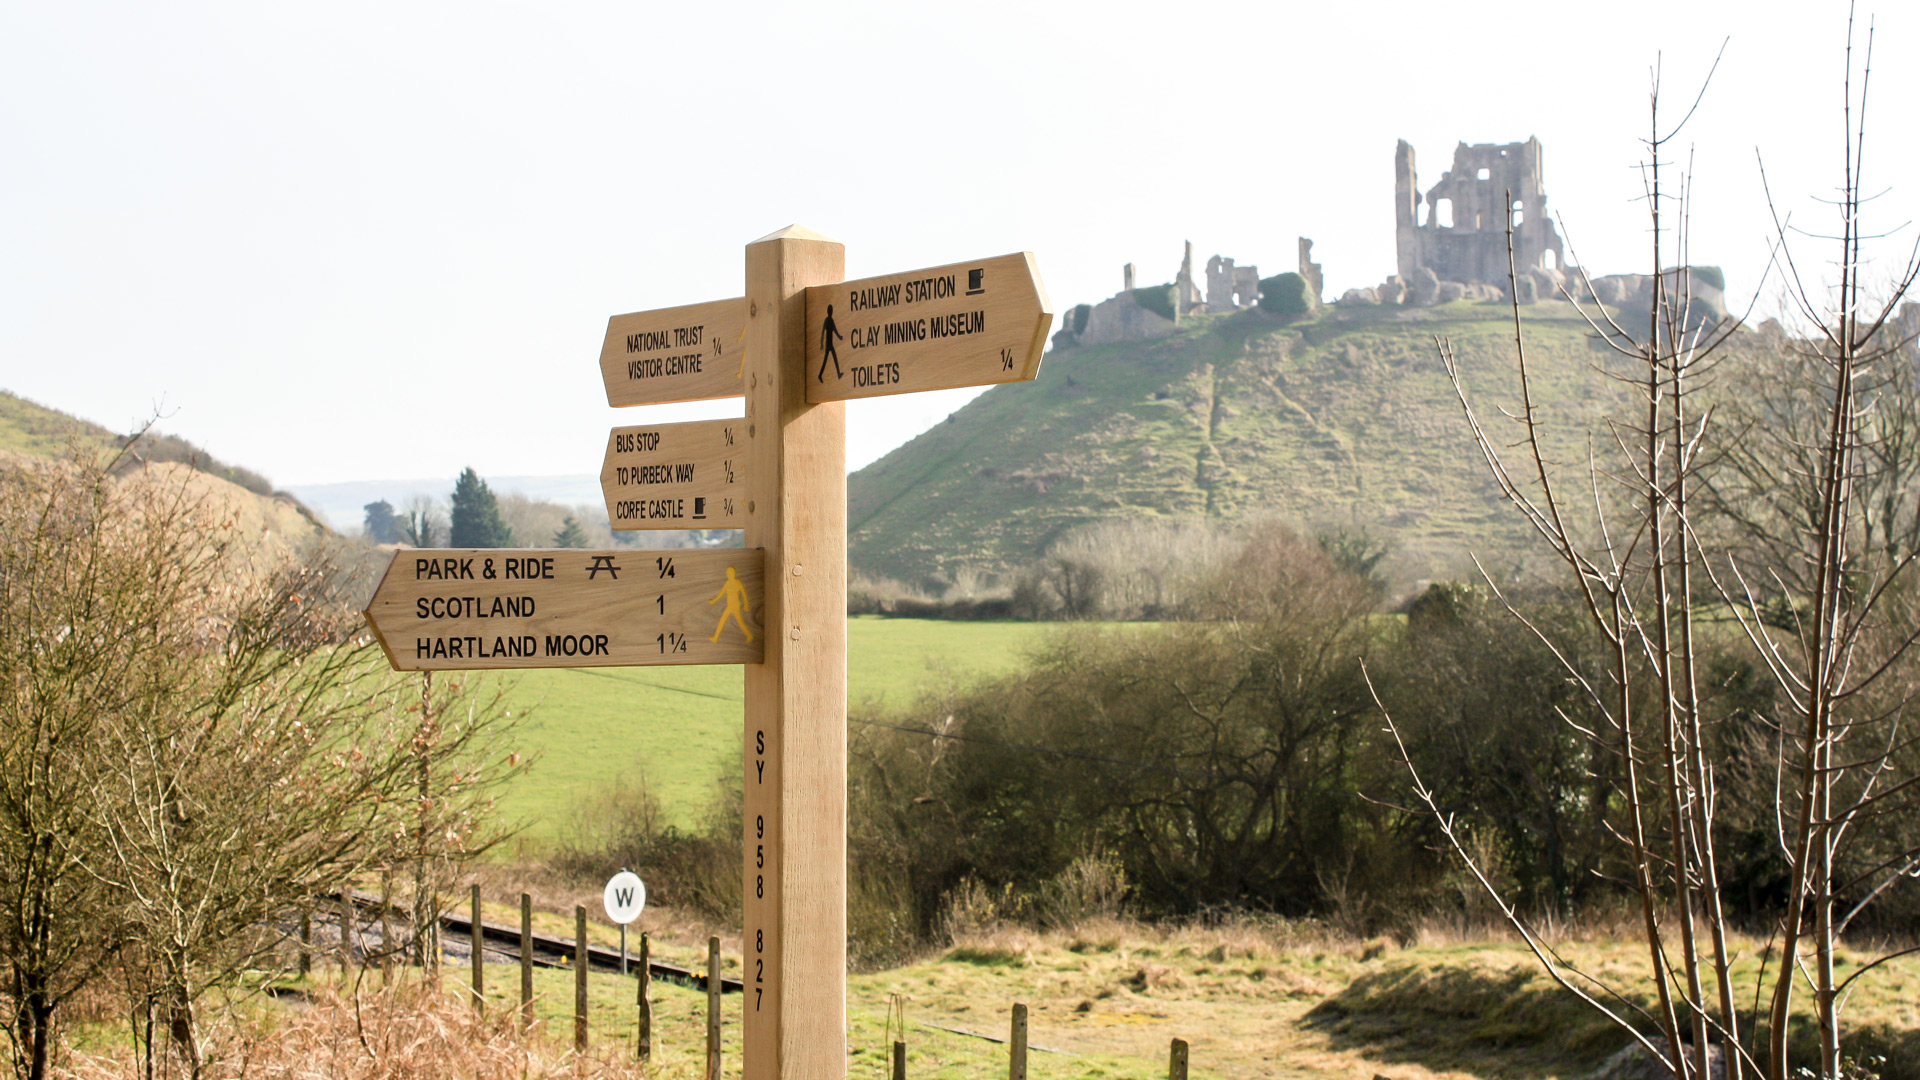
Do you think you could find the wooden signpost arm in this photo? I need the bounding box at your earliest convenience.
[742,225,847,1080]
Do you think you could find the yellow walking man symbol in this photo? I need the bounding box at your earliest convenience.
[708,565,754,643]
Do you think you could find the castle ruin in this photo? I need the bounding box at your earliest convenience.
[1205,255,1261,312]
[1055,235,1328,349]
[1050,133,1725,350]
[1395,137,1565,287]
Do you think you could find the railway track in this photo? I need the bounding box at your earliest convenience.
[327,890,743,994]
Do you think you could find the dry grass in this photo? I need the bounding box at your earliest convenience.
[848,914,1920,1080]
[36,910,1919,1080]
[54,984,650,1080]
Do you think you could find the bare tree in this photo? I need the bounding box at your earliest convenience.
[1725,18,1920,1076]
[1697,320,1920,599]
[0,438,165,1080]
[1038,519,1242,620]
[399,495,444,548]
[1382,20,1920,1080]
[0,434,523,1080]
[92,588,522,1078]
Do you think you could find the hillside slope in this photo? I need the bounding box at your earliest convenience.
[848,300,1630,589]
[0,388,120,458]
[0,389,328,550]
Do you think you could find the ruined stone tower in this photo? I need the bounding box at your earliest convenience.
[1176,240,1203,314]
[1395,137,1565,288]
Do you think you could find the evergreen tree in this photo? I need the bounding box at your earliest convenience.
[552,516,589,548]
[362,499,399,544]
[447,468,511,548]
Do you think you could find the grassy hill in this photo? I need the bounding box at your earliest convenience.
[848,299,1630,591]
[1,388,327,530]
[0,387,120,458]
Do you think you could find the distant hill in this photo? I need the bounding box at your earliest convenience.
[847,299,1632,591]
[0,388,328,540]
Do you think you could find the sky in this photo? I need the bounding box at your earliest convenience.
[4,1,1915,513]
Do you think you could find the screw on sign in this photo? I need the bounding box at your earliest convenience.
[604,870,646,975]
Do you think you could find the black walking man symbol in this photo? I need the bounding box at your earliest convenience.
[817,304,843,381]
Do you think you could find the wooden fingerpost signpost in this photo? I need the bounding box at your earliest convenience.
[362,225,1051,1079]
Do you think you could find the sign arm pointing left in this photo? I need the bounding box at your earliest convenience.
[362,548,765,670]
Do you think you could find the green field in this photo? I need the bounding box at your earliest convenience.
[493,617,1053,846]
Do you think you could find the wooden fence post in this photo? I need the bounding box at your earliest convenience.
[470,884,484,1014]
[339,887,354,979]
[379,872,393,984]
[298,909,311,976]
[706,936,722,1080]
[574,905,589,1051]
[1009,1003,1028,1080]
[887,992,907,1080]
[636,932,652,1061]
[427,891,441,989]
[1169,1037,1189,1080]
[520,893,533,1029]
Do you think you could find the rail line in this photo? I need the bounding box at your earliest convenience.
[326,890,743,994]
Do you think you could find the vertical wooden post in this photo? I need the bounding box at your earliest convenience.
[427,892,441,989]
[379,872,393,984]
[574,905,589,1051]
[520,893,534,1029]
[636,932,652,1061]
[470,885,484,1014]
[339,888,354,979]
[298,909,312,976]
[1169,1037,1189,1080]
[1008,1004,1028,1080]
[741,225,848,1080]
[706,936,723,1080]
[892,1040,907,1080]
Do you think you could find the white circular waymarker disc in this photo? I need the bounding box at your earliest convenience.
[603,871,646,924]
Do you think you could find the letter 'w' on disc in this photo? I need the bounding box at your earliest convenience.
[603,871,645,924]
[361,548,766,671]
[803,252,1052,403]
[601,297,750,406]
[601,418,744,530]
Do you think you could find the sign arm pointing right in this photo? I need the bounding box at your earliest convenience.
[802,252,1052,403]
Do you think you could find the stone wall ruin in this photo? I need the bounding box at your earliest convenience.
[1396,137,1566,289]
[1046,132,1739,347]
[1206,255,1261,311]
[1176,241,1204,315]
[1298,238,1323,303]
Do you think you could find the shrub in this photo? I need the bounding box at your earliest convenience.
[1071,303,1092,335]
[1131,284,1177,322]
[847,525,1398,922]
[550,762,741,920]
[1258,272,1316,318]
